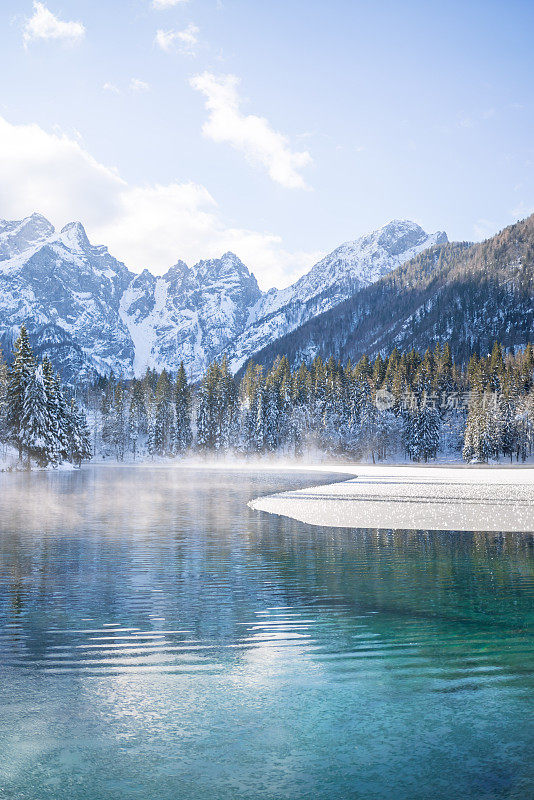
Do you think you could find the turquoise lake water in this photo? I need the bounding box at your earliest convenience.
[0,466,533,800]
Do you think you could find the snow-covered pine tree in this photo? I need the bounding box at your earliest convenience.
[498,384,518,462]
[173,362,193,453]
[463,391,491,463]
[20,365,50,467]
[219,357,239,453]
[153,370,174,455]
[41,357,62,465]
[253,382,266,452]
[417,394,440,462]
[128,380,147,460]
[99,377,115,458]
[196,361,220,451]
[263,382,280,451]
[0,347,7,447]
[357,378,378,462]
[69,399,92,466]
[6,324,36,459]
[54,374,72,461]
[110,382,127,460]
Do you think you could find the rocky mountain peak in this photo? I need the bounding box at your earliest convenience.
[58,221,91,253]
[0,212,55,261]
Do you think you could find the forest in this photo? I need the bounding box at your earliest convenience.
[2,324,532,467]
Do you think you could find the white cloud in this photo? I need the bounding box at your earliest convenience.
[102,82,120,94]
[152,0,189,8]
[0,115,321,289]
[190,72,312,190]
[129,78,150,93]
[155,24,199,55]
[23,2,85,48]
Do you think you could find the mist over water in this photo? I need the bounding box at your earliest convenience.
[1,466,533,800]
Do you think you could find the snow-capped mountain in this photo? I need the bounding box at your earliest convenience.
[0,214,447,382]
[0,216,134,381]
[225,220,447,371]
[244,214,534,372]
[0,212,55,261]
[119,253,261,378]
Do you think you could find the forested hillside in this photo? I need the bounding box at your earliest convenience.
[242,215,534,371]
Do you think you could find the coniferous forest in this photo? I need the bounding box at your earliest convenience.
[2,325,531,468]
[0,325,91,468]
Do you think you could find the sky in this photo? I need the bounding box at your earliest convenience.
[0,0,533,289]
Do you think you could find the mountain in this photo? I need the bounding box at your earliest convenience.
[0,212,57,261]
[119,252,261,378]
[225,220,447,372]
[0,217,135,382]
[241,215,534,371]
[0,214,448,382]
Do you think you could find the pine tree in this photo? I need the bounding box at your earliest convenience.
[153,370,174,455]
[54,374,72,461]
[173,363,193,453]
[20,365,50,467]
[219,357,239,452]
[69,399,92,466]
[0,347,8,446]
[6,325,36,459]
[110,382,127,460]
[128,380,147,460]
[41,357,61,464]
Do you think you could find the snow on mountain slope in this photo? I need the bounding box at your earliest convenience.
[0,215,447,382]
[0,212,55,262]
[120,252,262,379]
[225,220,448,372]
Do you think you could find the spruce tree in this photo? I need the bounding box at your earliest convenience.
[69,399,92,466]
[173,363,193,453]
[0,347,7,446]
[20,365,50,467]
[6,325,36,459]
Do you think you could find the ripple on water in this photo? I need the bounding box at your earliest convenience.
[0,467,533,800]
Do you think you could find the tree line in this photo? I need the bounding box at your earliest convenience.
[77,340,534,464]
[2,325,533,466]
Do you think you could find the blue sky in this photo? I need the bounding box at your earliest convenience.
[0,0,533,288]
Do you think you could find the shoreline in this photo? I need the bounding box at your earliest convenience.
[248,464,534,533]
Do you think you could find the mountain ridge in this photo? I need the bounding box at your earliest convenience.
[0,213,447,381]
[239,214,534,372]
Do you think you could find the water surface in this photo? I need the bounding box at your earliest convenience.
[0,466,533,800]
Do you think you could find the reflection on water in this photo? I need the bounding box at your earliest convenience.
[0,466,533,800]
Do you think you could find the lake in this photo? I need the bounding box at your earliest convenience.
[0,466,533,800]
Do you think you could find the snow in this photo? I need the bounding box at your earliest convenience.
[248,464,534,533]
[119,276,168,376]
[0,213,448,381]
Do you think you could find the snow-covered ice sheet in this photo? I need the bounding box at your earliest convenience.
[248,465,534,533]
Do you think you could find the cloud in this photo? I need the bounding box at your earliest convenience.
[129,78,150,92]
[23,2,85,48]
[102,82,120,94]
[152,0,189,8]
[190,72,312,189]
[155,24,199,55]
[0,115,321,289]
